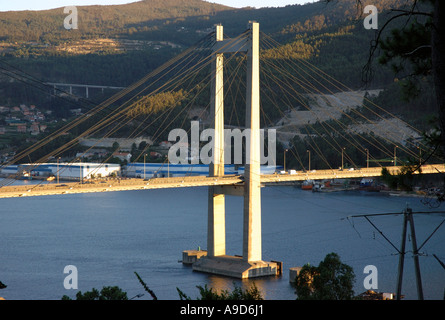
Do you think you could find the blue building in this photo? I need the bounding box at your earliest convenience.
[124,163,281,178]
[124,163,238,178]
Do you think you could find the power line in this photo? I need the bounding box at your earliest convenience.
[345,207,445,300]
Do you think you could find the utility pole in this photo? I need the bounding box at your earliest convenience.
[396,211,408,300]
[144,154,147,179]
[348,207,445,300]
[394,145,398,166]
[395,207,423,300]
[341,147,345,170]
[307,149,311,171]
[365,148,369,168]
[408,209,424,300]
[418,146,422,166]
[57,157,61,184]
[284,149,288,172]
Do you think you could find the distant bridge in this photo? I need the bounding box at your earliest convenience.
[47,82,126,98]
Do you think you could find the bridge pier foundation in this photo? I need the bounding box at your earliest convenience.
[192,255,279,279]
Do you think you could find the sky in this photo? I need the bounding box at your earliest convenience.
[0,0,313,12]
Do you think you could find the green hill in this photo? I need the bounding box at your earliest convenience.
[0,0,231,43]
[0,0,436,165]
[0,0,407,88]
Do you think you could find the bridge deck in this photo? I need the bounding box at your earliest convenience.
[262,164,444,183]
[0,164,443,199]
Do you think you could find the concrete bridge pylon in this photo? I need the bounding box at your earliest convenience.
[192,22,280,279]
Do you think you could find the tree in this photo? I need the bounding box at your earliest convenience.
[134,272,157,300]
[60,273,263,301]
[177,282,263,300]
[324,0,445,202]
[0,281,6,300]
[381,165,420,191]
[335,0,444,153]
[138,141,147,151]
[294,252,356,300]
[112,141,120,151]
[61,286,128,300]
[381,167,398,189]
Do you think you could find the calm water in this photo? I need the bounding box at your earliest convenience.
[1,181,444,300]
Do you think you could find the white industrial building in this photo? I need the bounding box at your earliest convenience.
[1,163,121,181]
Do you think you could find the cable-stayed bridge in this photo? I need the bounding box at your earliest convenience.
[1,22,443,280]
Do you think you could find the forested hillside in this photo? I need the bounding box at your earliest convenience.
[0,0,231,44]
[0,0,409,92]
[0,0,436,165]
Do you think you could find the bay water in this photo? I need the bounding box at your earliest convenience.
[1,180,444,300]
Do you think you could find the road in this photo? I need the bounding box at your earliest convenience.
[0,164,443,199]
